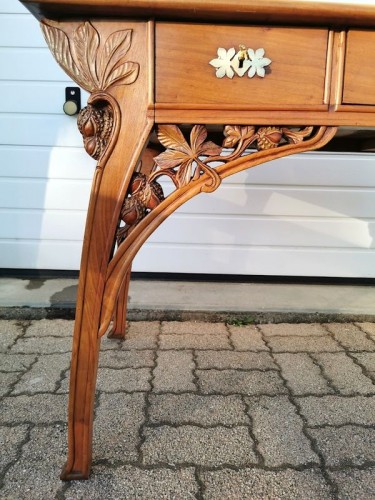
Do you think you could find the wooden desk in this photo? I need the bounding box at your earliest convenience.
[20,0,375,480]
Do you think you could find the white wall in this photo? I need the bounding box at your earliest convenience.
[1,3,375,277]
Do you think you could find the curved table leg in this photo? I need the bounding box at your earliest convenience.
[40,19,154,480]
[108,264,132,339]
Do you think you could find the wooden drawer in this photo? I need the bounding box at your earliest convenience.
[343,30,375,106]
[155,23,329,108]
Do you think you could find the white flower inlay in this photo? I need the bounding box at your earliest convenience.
[209,48,236,79]
[247,48,272,78]
[209,46,271,79]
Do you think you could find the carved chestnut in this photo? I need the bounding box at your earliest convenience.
[77,104,113,160]
[256,126,283,150]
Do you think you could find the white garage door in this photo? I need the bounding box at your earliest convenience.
[1,3,375,277]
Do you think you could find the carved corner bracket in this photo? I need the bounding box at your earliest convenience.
[100,124,336,336]
[114,124,321,248]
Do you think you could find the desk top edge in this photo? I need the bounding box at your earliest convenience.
[20,0,375,26]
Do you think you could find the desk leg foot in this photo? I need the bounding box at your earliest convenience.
[60,464,89,481]
[108,265,131,339]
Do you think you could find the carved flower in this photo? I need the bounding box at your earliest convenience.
[153,125,222,187]
[247,48,272,78]
[209,48,236,79]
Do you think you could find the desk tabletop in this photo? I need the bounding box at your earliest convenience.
[20,0,375,27]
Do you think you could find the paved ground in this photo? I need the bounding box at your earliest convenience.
[1,319,375,499]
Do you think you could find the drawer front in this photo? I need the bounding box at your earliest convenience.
[343,30,375,106]
[155,23,329,107]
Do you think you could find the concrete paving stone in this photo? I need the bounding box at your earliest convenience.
[310,425,375,467]
[260,323,327,337]
[0,353,36,373]
[329,468,375,500]
[355,322,375,341]
[312,352,375,395]
[246,395,319,467]
[267,336,342,353]
[195,350,277,370]
[153,350,195,393]
[148,393,249,426]
[122,321,159,349]
[0,394,68,424]
[11,353,70,395]
[197,369,286,395]
[325,323,375,351]
[201,468,332,500]
[25,319,74,337]
[93,392,145,463]
[161,320,228,335]
[97,367,151,392]
[275,353,334,395]
[142,425,257,466]
[99,350,154,369]
[0,424,29,476]
[228,325,269,351]
[56,371,69,393]
[351,352,375,374]
[159,333,230,350]
[128,321,160,335]
[298,395,375,426]
[0,320,23,352]
[0,372,22,397]
[9,336,72,354]
[1,424,67,499]
[100,338,125,350]
[66,465,198,500]
[100,322,159,350]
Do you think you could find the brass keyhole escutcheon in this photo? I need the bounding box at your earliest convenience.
[238,45,249,69]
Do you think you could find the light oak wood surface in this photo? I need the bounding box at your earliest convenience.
[156,24,328,107]
[21,0,375,26]
[344,30,375,106]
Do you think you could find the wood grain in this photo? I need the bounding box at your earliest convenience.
[20,0,375,27]
[156,23,328,107]
[343,30,375,106]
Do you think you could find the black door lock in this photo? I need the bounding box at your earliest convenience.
[63,87,81,116]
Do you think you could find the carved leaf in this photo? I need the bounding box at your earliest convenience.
[153,150,188,169]
[199,141,223,156]
[223,125,256,148]
[100,29,132,86]
[73,21,100,89]
[105,61,139,88]
[282,126,314,144]
[157,125,190,153]
[175,160,195,187]
[40,23,88,90]
[189,125,221,157]
[190,125,207,152]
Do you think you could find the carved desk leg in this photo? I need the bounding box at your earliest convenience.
[108,147,160,339]
[108,265,131,339]
[41,18,337,481]
[41,19,154,480]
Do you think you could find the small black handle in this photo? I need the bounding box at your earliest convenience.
[63,87,81,116]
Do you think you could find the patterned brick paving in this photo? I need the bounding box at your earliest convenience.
[1,319,375,499]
